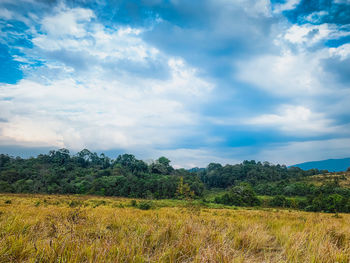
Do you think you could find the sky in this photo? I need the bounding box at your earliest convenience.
[0,0,350,168]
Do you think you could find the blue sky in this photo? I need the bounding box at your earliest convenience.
[0,0,350,167]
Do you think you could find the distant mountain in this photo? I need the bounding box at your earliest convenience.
[291,158,350,172]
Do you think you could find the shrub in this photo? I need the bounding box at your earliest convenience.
[138,201,152,210]
[304,194,350,213]
[215,183,260,207]
[297,199,308,209]
[69,200,82,208]
[269,195,290,208]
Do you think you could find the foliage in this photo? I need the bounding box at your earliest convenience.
[269,195,290,208]
[130,200,137,207]
[1,149,350,213]
[214,183,260,207]
[0,151,203,199]
[305,194,350,213]
[197,160,324,188]
[176,176,194,199]
[138,200,153,210]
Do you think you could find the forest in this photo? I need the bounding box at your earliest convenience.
[1,148,350,213]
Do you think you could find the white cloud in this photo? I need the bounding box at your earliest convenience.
[0,69,212,151]
[329,43,350,60]
[0,8,13,20]
[236,51,331,96]
[303,11,328,23]
[1,1,350,167]
[0,6,213,154]
[273,0,300,13]
[284,25,311,44]
[0,116,65,148]
[246,105,337,135]
[235,18,350,139]
[283,24,350,45]
[41,6,94,37]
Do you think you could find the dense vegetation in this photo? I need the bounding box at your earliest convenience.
[214,183,261,207]
[1,148,350,212]
[202,162,350,213]
[0,149,203,199]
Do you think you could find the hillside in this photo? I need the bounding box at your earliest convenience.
[303,170,350,188]
[291,158,350,172]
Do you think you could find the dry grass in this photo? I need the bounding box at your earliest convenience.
[306,171,350,187]
[0,194,349,262]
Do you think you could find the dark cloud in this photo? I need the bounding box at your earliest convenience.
[141,1,279,78]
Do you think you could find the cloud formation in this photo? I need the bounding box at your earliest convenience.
[0,0,349,167]
[0,4,213,154]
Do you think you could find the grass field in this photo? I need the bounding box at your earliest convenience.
[304,171,350,187]
[0,194,349,262]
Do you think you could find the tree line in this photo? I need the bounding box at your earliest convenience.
[202,161,350,212]
[0,149,203,199]
[1,149,350,213]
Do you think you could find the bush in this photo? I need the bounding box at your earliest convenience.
[304,194,350,213]
[0,181,13,192]
[326,194,347,213]
[138,201,152,210]
[215,183,260,207]
[69,200,82,208]
[130,200,137,207]
[297,199,308,209]
[269,195,290,208]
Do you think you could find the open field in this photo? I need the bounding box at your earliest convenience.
[0,194,350,263]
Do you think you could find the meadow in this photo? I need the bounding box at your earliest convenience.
[0,194,349,262]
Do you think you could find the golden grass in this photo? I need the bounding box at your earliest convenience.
[305,171,350,187]
[0,194,349,262]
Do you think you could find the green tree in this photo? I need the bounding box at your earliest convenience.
[151,157,173,175]
[215,183,260,207]
[269,195,289,208]
[176,177,194,199]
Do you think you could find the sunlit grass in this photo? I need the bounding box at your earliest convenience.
[304,171,350,187]
[0,194,349,262]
